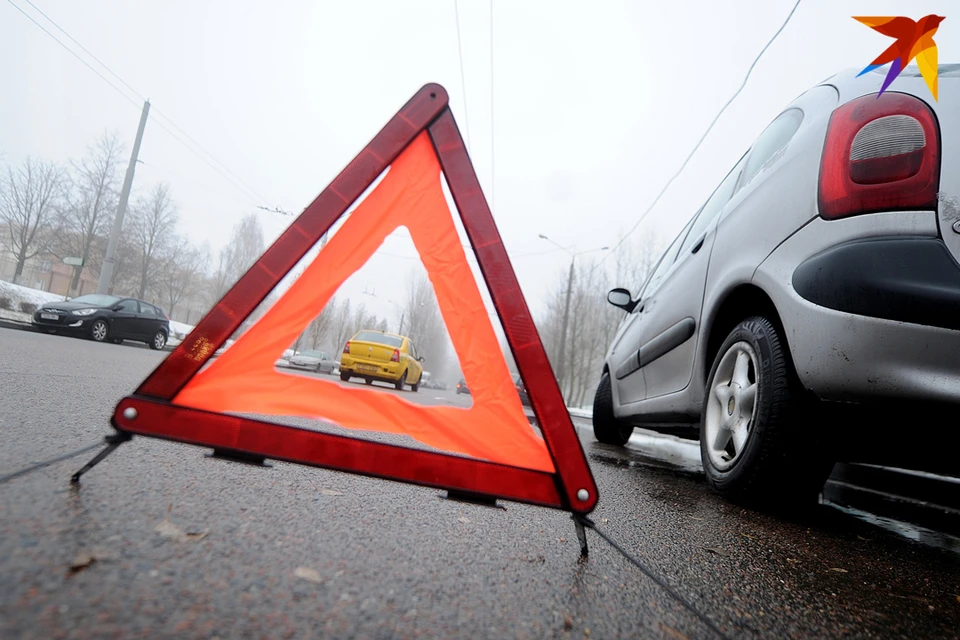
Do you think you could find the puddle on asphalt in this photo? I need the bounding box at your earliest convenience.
[823,501,960,555]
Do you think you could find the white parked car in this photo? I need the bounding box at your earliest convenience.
[595,64,960,506]
[287,349,338,374]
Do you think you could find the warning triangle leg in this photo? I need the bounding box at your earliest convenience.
[70,432,132,485]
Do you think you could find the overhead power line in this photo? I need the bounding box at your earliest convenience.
[592,0,803,273]
[8,0,277,211]
[453,0,472,151]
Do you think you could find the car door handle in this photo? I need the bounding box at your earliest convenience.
[691,235,705,254]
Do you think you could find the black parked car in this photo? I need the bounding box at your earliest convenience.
[33,294,171,350]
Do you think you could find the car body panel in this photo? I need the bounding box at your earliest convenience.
[601,64,960,431]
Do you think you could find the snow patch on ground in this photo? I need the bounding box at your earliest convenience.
[168,321,195,339]
[0,280,65,308]
[567,406,593,419]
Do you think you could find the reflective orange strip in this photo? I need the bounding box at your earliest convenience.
[172,132,555,473]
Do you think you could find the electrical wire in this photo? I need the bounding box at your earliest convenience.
[453,0,472,152]
[488,0,495,214]
[0,441,104,485]
[7,0,275,210]
[592,0,803,274]
[578,516,733,640]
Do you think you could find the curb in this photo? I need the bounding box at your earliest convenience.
[0,318,36,332]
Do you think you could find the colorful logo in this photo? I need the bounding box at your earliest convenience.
[854,15,945,101]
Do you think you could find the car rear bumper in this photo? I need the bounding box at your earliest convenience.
[341,358,403,380]
[792,237,960,332]
[756,221,960,405]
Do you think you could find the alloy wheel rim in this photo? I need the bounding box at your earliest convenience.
[703,341,759,471]
[155,333,165,349]
[93,322,107,341]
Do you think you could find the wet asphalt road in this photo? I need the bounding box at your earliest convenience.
[1,329,959,639]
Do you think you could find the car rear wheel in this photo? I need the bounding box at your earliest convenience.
[593,372,633,446]
[90,319,109,342]
[700,316,834,507]
[365,378,373,385]
[150,330,167,350]
[411,376,420,392]
[340,372,350,382]
[395,371,406,391]
[110,338,124,345]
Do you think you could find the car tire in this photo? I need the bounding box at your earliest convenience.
[411,376,420,392]
[593,372,633,446]
[699,316,834,507]
[365,378,373,385]
[90,319,109,343]
[150,330,167,351]
[395,371,406,391]
[340,372,350,382]
[110,338,124,345]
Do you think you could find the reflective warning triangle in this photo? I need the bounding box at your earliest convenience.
[110,84,599,514]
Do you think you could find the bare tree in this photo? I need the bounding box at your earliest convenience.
[535,231,662,407]
[127,182,178,299]
[212,213,265,301]
[57,132,124,293]
[330,297,354,354]
[0,157,64,284]
[154,238,209,316]
[402,269,456,379]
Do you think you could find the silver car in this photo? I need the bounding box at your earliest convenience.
[288,350,337,374]
[595,64,960,506]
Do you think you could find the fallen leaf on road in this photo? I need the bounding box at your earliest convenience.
[659,623,689,640]
[319,489,343,496]
[294,567,323,584]
[829,568,848,573]
[458,516,471,524]
[156,519,208,543]
[955,595,960,604]
[564,614,573,630]
[739,532,754,540]
[68,553,96,573]
[703,546,727,556]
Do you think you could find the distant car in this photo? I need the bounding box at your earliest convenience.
[340,329,425,391]
[287,350,338,374]
[456,378,470,395]
[594,64,960,506]
[511,373,531,407]
[32,293,170,350]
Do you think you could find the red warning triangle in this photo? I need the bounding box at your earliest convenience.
[110,84,599,514]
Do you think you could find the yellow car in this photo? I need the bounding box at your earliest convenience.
[339,329,425,392]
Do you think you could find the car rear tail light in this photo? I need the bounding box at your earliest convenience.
[391,349,400,362]
[818,92,940,220]
[343,342,350,355]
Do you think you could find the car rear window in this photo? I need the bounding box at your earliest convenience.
[355,331,403,347]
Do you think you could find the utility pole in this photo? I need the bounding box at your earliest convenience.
[98,99,150,295]
[556,257,575,396]
[398,312,405,335]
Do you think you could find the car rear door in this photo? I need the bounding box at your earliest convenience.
[636,152,748,400]
[111,299,141,338]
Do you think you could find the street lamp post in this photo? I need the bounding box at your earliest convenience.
[538,234,609,398]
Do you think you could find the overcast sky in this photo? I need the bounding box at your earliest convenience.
[1,0,955,326]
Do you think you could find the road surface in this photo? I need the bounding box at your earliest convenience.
[2,329,959,639]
